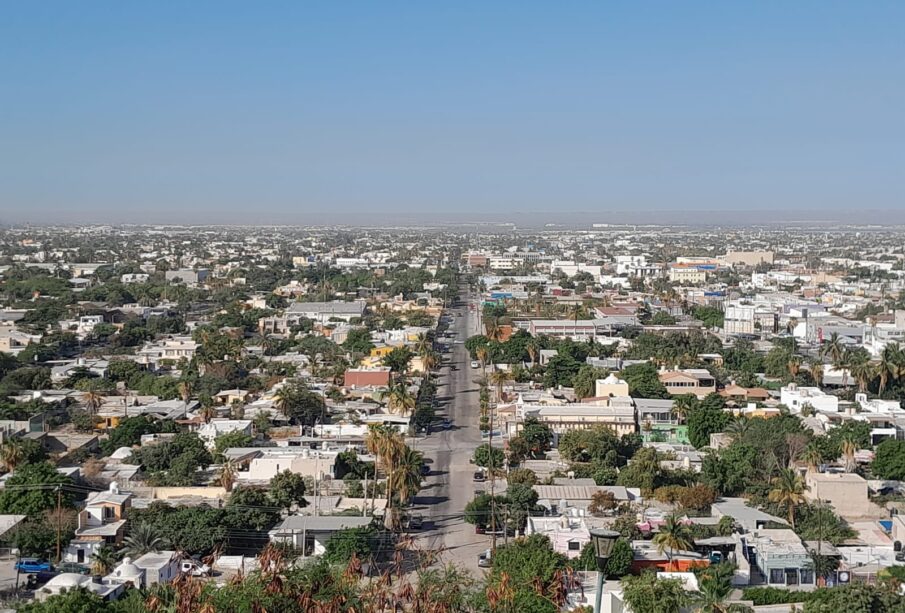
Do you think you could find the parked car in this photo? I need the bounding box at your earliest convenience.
[478,549,492,568]
[54,562,90,575]
[474,525,487,534]
[470,361,479,369]
[473,470,485,483]
[16,559,51,573]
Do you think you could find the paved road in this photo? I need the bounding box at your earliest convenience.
[410,292,490,571]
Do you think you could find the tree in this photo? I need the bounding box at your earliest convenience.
[324,526,377,565]
[365,424,405,530]
[588,490,618,515]
[542,353,581,389]
[213,430,254,457]
[507,467,537,486]
[873,439,905,480]
[520,418,553,456]
[379,380,416,416]
[622,572,690,613]
[473,443,504,469]
[622,363,670,399]
[18,588,107,613]
[687,394,730,449]
[0,461,75,516]
[343,327,375,355]
[389,445,423,505]
[653,514,694,570]
[768,468,808,528]
[489,533,567,591]
[672,394,698,425]
[91,545,120,575]
[217,460,239,492]
[572,364,608,399]
[381,346,414,374]
[122,523,169,558]
[269,469,309,509]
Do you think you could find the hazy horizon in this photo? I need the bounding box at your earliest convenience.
[2,3,903,223]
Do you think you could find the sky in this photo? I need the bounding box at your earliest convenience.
[1,2,903,225]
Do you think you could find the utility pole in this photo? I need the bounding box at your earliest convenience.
[55,485,62,564]
[489,379,497,555]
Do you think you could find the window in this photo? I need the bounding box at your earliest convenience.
[568,541,582,551]
[769,569,785,584]
[800,569,814,584]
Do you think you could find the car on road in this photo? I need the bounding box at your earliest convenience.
[442,418,450,429]
[478,549,492,567]
[473,470,486,482]
[474,525,486,534]
[405,514,424,530]
[420,463,430,476]
[15,559,52,573]
[470,360,479,368]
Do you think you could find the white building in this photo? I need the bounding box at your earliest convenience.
[780,384,839,413]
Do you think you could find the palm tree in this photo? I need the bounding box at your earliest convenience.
[802,444,822,473]
[379,381,416,416]
[413,332,432,357]
[768,468,808,529]
[653,514,694,571]
[787,356,802,379]
[672,394,698,425]
[841,438,858,473]
[421,350,441,372]
[178,380,194,407]
[199,404,217,424]
[526,341,538,368]
[850,360,875,393]
[877,343,903,395]
[366,425,405,530]
[475,346,489,374]
[488,368,509,404]
[272,386,294,418]
[91,546,120,575]
[390,446,423,506]
[725,416,752,442]
[0,439,25,472]
[694,576,749,613]
[821,333,844,367]
[82,389,105,415]
[808,361,824,388]
[218,460,238,492]
[123,523,169,558]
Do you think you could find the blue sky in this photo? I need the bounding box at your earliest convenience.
[1,2,903,224]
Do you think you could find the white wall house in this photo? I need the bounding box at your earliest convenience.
[780,384,839,413]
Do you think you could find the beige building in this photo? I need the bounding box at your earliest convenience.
[508,398,637,437]
[668,266,708,285]
[720,251,774,267]
[659,369,717,399]
[805,472,871,519]
[595,373,630,399]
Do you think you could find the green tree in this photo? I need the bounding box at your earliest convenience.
[575,538,634,577]
[343,327,375,354]
[873,439,905,480]
[0,461,75,516]
[572,364,608,399]
[269,470,309,509]
[622,572,690,613]
[542,353,581,388]
[622,363,670,399]
[653,514,694,569]
[324,526,377,565]
[473,443,504,469]
[768,468,808,529]
[18,587,108,613]
[687,394,730,449]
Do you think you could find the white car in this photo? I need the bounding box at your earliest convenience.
[470,360,479,369]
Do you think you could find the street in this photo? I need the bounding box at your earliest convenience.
[409,291,490,572]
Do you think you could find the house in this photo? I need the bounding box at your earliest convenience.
[195,419,254,449]
[344,367,392,388]
[594,373,630,399]
[132,550,181,586]
[0,327,40,355]
[658,369,717,399]
[805,472,873,520]
[136,336,199,368]
[668,264,708,285]
[268,516,373,556]
[65,483,132,565]
[741,529,815,586]
[508,398,637,438]
[711,498,788,533]
[286,300,367,324]
[214,388,252,405]
[36,573,125,602]
[164,268,209,287]
[720,384,771,403]
[780,384,839,413]
[525,515,590,558]
[223,447,338,482]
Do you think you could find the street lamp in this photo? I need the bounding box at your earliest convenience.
[589,528,620,613]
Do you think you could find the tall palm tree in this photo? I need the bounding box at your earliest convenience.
[653,514,694,571]
[123,523,170,558]
[91,546,120,575]
[199,404,217,424]
[366,425,405,530]
[768,468,808,529]
[821,333,844,368]
[413,332,432,357]
[526,341,538,368]
[0,439,25,472]
[877,343,903,396]
[272,386,294,418]
[421,350,441,372]
[787,356,802,379]
[802,444,822,473]
[178,380,194,407]
[725,416,752,442]
[390,446,423,506]
[672,394,698,425]
[694,576,749,613]
[218,460,238,492]
[850,360,875,393]
[475,346,489,374]
[82,389,105,415]
[841,438,858,473]
[488,368,509,404]
[379,381,416,417]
